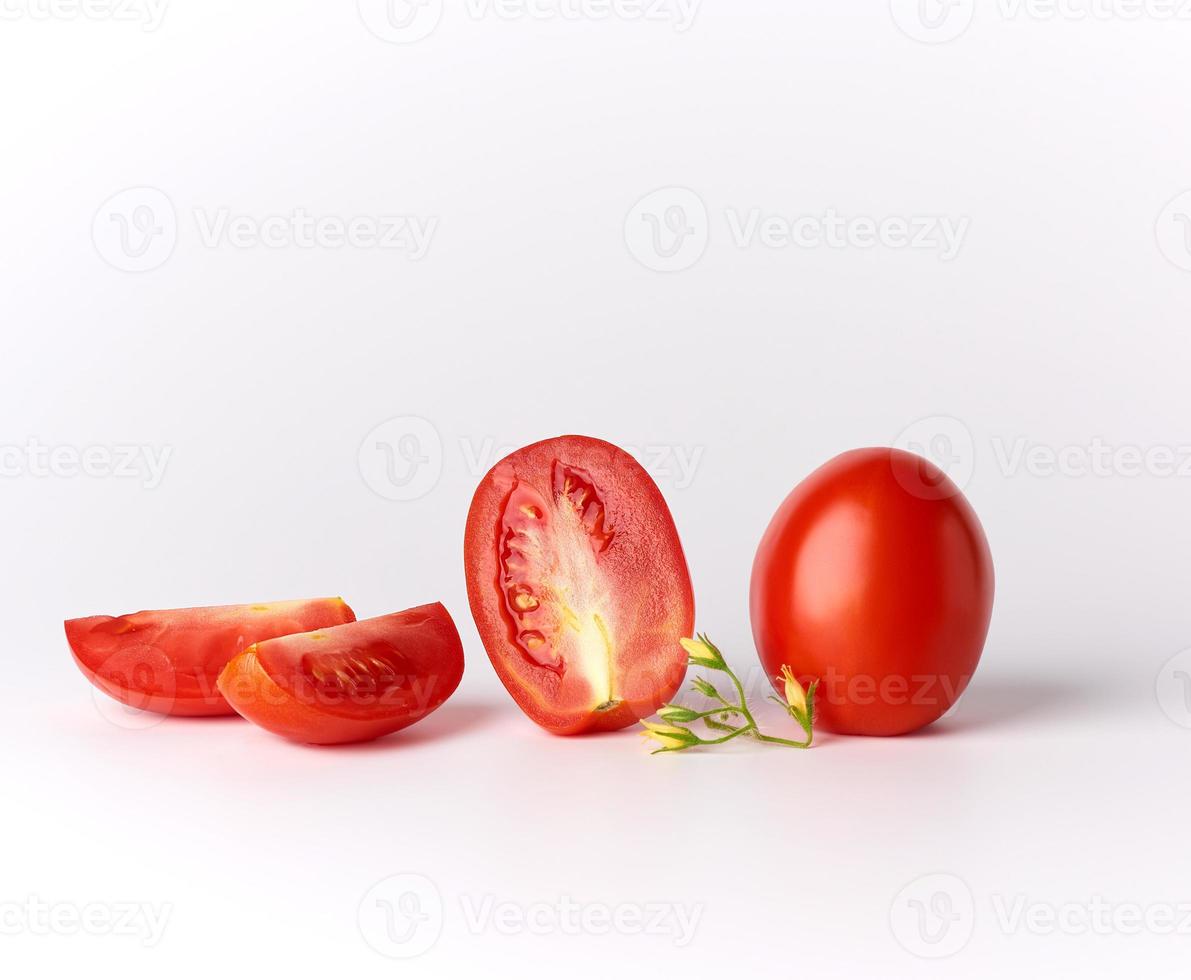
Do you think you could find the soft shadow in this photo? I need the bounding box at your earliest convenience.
[305,700,505,754]
[168,714,247,730]
[908,675,1107,738]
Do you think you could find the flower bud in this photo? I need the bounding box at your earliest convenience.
[680,635,725,670]
[639,720,698,750]
[777,664,808,718]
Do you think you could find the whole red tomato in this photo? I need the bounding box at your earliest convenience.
[750,448,994,736]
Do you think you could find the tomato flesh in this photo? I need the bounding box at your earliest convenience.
[465,435,694,735]
[217,603,464,744]
[65,597,356,716]
[750,448,994,736]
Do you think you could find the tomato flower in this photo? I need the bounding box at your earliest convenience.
[679,635,726,670]
[639,635,816,754]
[777,664,808,717]
[774,664,817,741]
[639,721,698,751]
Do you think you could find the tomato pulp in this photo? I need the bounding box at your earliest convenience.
[66,597,356,716]
[217,603,464,745]
[750,448,994,736]
[464,435,695,735]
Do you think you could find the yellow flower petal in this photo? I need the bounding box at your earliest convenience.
[778,665,807,715]
[640,720,692,749]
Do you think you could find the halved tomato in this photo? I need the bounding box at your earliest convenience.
[66,597,355,716]
[216,603,465,745]
[464,435,695,735]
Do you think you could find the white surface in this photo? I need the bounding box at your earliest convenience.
[3,3,1191,977]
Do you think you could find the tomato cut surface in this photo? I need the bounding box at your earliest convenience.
[465,435,694,735]
[750,448,994,736]
[217,603,464,744]
[65,598,356,716]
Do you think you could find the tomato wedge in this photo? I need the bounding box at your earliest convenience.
[66,598,356,716]
[464,435,695,735]
[216,604,465,745]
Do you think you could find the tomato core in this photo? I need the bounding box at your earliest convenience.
[498,463,621,709]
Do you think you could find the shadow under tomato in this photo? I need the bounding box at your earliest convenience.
[907,675,1104,738]
[301,700,505,753]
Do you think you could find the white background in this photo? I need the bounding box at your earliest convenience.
[3,1,1191,976]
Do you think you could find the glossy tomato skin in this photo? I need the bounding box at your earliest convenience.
[217,603,464,745]
[465,435,694,735]
[65,598,356,716]
[750,448,994,736]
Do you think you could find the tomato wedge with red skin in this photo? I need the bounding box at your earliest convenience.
[750,448,994,736]
[464,435,695,735]
[65,597,356,716]
[216,603,464,745]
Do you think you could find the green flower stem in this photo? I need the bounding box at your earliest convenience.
[641,635,816,754]
[755,731,812,749]
[686,705,743,721]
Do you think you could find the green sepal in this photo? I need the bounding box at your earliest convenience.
[658,704,702,723]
